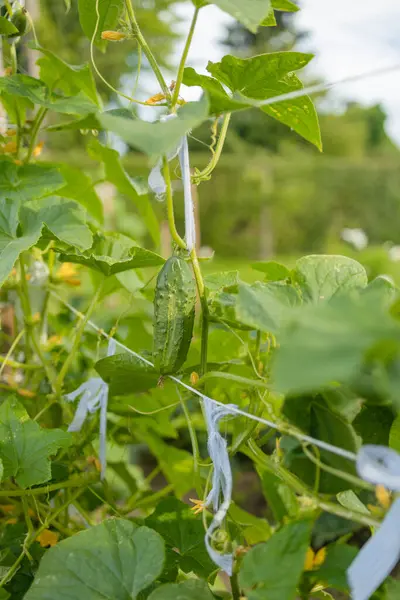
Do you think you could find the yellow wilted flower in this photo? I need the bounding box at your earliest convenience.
[32,141,44,157]
[56,263,80,287]
[189,498,206,515]
[2,141,17,154]
[17,388,36,399]
[304,547,326,571]
[190,372,199,386]
[375,484,391,509]
[145,92,166,105]
[101,30,127,41]
[37,529,59,548]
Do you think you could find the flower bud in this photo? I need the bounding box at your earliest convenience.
[101,30,127,42]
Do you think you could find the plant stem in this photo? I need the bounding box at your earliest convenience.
[55,280,105,394]
[200,371,268,390]
[0,355,41,371]
[0,474,99,498]
[18,256,57,389]
[171,7,199,109]
[163,156,186,249]
[193,113,231,183]
[178,388,202,496]
[0,488,85,589]
[125,0,171,100]
[25,107,47,164]
[230,573,241,600]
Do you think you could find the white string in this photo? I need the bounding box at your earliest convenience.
[51,290,357,463]
[179,135,196,251]
[239,62,400,108]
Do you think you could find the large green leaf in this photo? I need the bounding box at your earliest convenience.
[196,1,271,32]
[88,139,159,245]
[34,45,100,107]
[272,293,399,394]
[146,498,216,577]
[96,352,159,395]
[25,521,165,600]
[78,0,125,51]
[143,432,194,497]
[148,580,214,600]
[271,0,299,11]
[182,68,246,115]
[0,75,98,115]
[282,396,359,493]
[0,16,18,35]
[236,281,301,333]
[24,197,94,252]
[0,398,71,489]
[59,232,164,276]
[0,159,64,202]
[207,53,321,149]
[387,579,400,599]
[239,519,312,600]
[314,544,357,592]
[56,163,104,223]
[99,96,209,157]
[389,415,400,452]
[292,255,368,303]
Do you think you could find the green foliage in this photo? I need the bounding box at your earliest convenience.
[0,2,397,599]
[24,521,165,599]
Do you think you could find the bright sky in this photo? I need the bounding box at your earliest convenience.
[173,0,400,142]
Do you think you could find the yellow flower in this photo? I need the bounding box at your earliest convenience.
[56,263,80,287]
[190,372,199,386]
[145,93,166,105]
[37,529,59,548]
[304,547,326,571]
[375,484,391,509]
[101,30,127,41]
[189,498,206,515]
[33,141,44,157]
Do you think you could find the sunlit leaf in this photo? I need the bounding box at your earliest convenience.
[148,580,214,600]
[0,16,18,35]
[99,96,209,157]
[0,398,71,489]
[25,521,165,599]
[78,0,125,51]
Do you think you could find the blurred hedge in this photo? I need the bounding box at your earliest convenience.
[50,149,400,259]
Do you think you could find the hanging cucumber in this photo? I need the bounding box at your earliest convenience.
[8,8,28,38]
[153,255,196,375]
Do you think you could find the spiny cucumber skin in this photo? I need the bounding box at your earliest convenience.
[153,256,196,375]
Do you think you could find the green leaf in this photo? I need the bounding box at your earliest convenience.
[24,197,94,252]
[88,138,159,246]
[259,469,297,522]
[0,398,71,489]
[261,8,277,26]
[0,158,64,202]
[272,294,398,394]
[56,163,104,223]
[148,580,214,600]
[0,16,18,35]
[251,261,291,281]
[96,352,159,395]
[146,498,216,577]
[34,45,101,107]
[0,75,99,115]
[282,397,358,493]
[207,53,321,149]
[99,96,209,158]
[314,544,358,592]
[144,433,194,497]
[353,405,394,445]
[182,68,246,115]
[236,281,301,333]
[212,0,271,33]
[78,0,125,51]
[239,519,312,600]
[336,490,370,515]
[25,521,165,600]
[59,232,164,276]
[389,415,400,452]
[292,255,368,303]
[387,579,400,599]
[271,0,299,12]
[228,503,272,545]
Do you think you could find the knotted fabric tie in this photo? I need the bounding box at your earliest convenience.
[65,338,116,479]
[347,445,400,600]
[203,397,237,576]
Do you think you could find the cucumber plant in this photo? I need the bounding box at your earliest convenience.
[0,1,398,599]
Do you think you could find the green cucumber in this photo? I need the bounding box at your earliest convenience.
[153,255,196,375]
[8,8,28,38]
